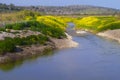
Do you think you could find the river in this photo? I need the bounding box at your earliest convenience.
[0,23,120,80]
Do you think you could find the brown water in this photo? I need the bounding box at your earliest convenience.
[0,23,120,80]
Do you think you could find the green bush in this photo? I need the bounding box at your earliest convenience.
[26,20,40,27]
[0,28,5,31]
[13,22,26,30]
[21,35,48,45]
[0,39,15,55]
[5,24,13,29]
[5,22,25,30]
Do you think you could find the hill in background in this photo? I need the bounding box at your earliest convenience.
[33,5,120,15]
[0,3,120,15]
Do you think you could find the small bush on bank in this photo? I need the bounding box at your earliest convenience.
[0,39,15,55]
[0,28,6,31]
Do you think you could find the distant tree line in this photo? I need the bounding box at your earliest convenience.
[0,3,22,13]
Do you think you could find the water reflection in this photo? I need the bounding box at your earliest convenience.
[0,51,54,72]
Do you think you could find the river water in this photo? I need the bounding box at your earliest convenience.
[0,23,120,80]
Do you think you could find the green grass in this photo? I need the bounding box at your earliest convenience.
[0,39,15,54]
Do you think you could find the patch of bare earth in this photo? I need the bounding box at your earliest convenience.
[98,29,120,42]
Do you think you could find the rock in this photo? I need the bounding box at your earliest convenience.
[0,30,41,40]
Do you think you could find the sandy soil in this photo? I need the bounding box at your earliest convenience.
[98,29,120,42]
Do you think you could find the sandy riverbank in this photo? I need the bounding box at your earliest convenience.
[50,33,78,49]
[97,29,120,42]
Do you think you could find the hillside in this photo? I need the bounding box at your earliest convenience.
[0,3,120,15]
[32,5,120,15]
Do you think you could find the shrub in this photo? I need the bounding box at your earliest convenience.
[0,28,6,31]
[11,34,48,46]
[5,24,13,29]
[0,38,15,55]
[5,22,27,30]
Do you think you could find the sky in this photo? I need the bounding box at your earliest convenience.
[0,0,120,9]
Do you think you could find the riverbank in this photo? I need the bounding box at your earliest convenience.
[0,33,78,64]
[50,33,78,49]
[97,29,120,43]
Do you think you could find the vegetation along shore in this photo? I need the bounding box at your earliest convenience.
[0,10,78,64]
[73,16,120,42]
[0,3,120,63]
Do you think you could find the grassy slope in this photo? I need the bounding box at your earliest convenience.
[0,11,67,55]
[74,16,120,32]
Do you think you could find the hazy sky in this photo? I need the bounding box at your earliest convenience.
[0,0,120,9]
